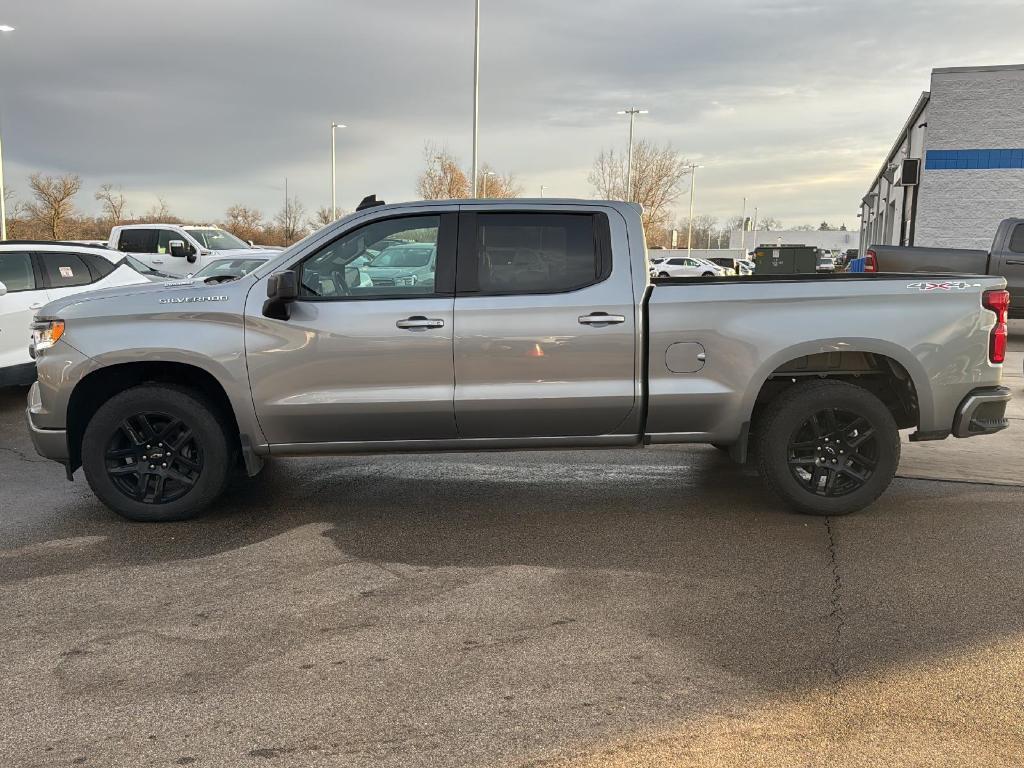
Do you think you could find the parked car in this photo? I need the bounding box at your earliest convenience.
[704,256,740,276]
[26,199,1010,522]
[650,256,722,278]
[737,259,756,276]
[364,243,437,288]
[108,223,280,278]
[817,254,836,272]
[0,242,150,386]
[848,218,1024,317]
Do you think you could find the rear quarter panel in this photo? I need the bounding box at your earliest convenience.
[645,276,1006,441]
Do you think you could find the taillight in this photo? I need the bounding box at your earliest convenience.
[864,249,877,273]
[983,289,1009,364]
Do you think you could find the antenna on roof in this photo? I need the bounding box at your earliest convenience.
[356,194,386,211]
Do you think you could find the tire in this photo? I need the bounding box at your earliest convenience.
[755,380,900,516]
[701,272,715,277]
[81,384,233,522]
[658,271,669,278]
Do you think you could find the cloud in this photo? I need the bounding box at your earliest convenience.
[1,0,1022,226]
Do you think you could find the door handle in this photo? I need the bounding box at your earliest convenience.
[578,312,626,325]
[29,303,44,310]
[1006,260,1024,266]
[396,316,445,330]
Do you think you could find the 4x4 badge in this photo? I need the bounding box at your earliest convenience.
[907,281,975,291]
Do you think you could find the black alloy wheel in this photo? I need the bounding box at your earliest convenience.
[104,412,204,504]
[786,408,878,497]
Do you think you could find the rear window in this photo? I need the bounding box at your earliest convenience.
[471,213,608,294]
[0,252,35,292]
[116,229,158,253]
[38,252,94,288]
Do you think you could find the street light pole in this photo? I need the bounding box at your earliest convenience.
[617,107,647,202]
[685,164,702,257]
[739,196,746,253]
[0,24,14,241]
[471,0,480,197]
[752,206,759,248]
[540,185,547,198]
[481,170,494,197]
[331,122,345,220]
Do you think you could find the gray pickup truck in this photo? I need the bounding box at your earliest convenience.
[860,217,1024,317]
[25,199,1011,522]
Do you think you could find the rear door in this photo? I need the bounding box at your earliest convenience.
[452,207,637,438]
[113,228,160,270]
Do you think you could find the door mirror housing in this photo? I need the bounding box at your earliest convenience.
[263,270,298,320]
[168,239,189,259]
[0,280,6,298]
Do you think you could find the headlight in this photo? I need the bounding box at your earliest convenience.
[395,275,418,286]
[31,319,65,352]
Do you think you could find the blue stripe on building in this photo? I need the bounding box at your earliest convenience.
[925,149,1024,170]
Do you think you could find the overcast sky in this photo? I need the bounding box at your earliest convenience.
[2,0,1022,229]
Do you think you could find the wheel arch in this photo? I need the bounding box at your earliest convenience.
[66,361,243,475]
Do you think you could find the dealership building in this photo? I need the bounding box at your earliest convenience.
[860,64,1024,252]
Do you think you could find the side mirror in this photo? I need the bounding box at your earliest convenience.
[168,239,189,258]
[0,280,6,298]
[262,270,298,320]
[247,240,255,247]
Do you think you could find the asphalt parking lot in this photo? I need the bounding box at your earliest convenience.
[1,326,1023,767]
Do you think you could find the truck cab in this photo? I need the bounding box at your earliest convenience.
[108,224,275,278]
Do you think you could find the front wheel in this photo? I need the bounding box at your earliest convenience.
[701,271,715,277]
[755,380,900,515]
[658,271,669,278]
[81,385,233,522]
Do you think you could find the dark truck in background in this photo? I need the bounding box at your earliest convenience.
[852,218,1024,317]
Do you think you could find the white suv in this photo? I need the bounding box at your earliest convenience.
[0,243,149,386]
[650,256,725,278]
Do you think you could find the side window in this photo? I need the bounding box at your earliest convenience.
[80,253,116,280]
[668,258,686,266]
[471,212,608,294]
[37,252,94,288]
[0,252,35,292]
[157,229,192,255]
[116,229,158,253]
[1009,223,1024,253]
[298,215,441,299]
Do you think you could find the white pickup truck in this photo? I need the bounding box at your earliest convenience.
[108,224,278,278]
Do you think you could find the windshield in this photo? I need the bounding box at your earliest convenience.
[193,258,268,278]
[370,246,434,268]
[185,228,250,251]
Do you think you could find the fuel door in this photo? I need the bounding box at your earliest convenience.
[666,342,706,374]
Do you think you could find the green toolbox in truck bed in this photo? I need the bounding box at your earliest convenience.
[753,245,819,274]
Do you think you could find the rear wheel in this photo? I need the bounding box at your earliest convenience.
[702,271,715,277]
[756,380,900,515]
[658,271,669,278]
[81,385,232,522]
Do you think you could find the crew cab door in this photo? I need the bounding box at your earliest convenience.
[453,207,638,438]
[245,210,459,446]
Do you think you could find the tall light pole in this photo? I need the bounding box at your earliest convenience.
[481,170,495,197]
[752,206,759,248]
[471,0,481,197]
[617,107,647,202]
[739,196,747,253]
[330,122,346,220]
[685,164,702,256]
[0,24,13,241]
[540,184,547,198]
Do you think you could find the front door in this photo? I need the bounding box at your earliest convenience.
[453,207,638,438]
[246,211,459,446]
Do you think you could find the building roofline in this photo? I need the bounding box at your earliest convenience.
[863,90,930,202]
[933,63,1024,74]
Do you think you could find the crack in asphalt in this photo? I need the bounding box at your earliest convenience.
[0,444,47,464]
[824,517,846,685]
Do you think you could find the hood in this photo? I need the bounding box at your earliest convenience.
[38,275,250,318]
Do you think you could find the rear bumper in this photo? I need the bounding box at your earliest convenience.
[26,381,69,463]
[952,386,1012,438]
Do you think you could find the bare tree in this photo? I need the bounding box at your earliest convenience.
[95,183,128,225]
[417,144,470,200]
[141,196,180,223]
[308,206,336,231]
[275,195,308,245]
[477,165,522,199]
[588,141,691,236]
[223,205,264,243]
[25,173,82,239]
[759,216,783,230]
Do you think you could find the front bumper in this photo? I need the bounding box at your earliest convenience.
[26,381,69,463]
[952,386,1012,438]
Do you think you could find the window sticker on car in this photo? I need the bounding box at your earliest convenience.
[59,266,74,278]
